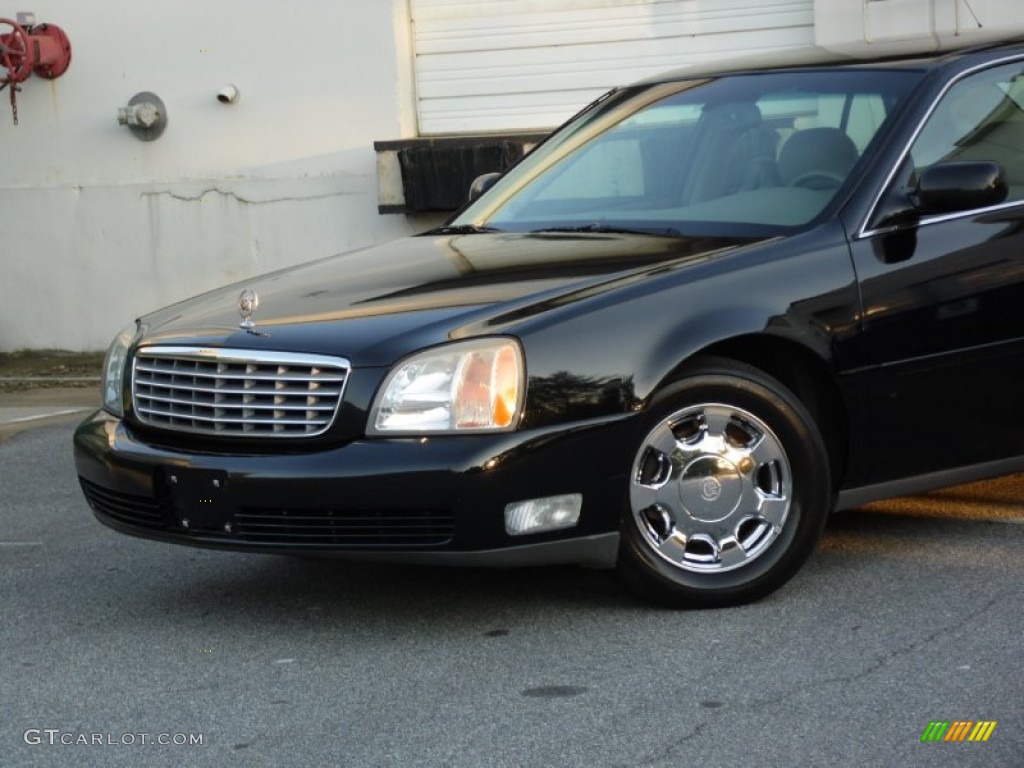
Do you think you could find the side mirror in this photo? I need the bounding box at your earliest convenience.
[468,172,502,202]
[916,161,1007,214]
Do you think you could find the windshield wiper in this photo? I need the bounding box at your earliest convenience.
[530,224,683,237]
[432,224,502,235]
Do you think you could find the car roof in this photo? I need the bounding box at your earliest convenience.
[633,37,1024,86]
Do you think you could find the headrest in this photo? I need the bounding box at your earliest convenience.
[778,127,859,185]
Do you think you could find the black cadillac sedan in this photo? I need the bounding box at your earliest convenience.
[74,41,1024,607]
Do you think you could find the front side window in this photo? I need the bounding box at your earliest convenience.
[455,69,921,237]
[910,61,1024,203]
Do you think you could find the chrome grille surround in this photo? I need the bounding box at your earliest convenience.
[131,346,350,438]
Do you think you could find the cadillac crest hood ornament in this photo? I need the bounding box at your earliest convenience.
[238,289,259,329]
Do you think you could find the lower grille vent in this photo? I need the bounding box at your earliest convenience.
[80,478,165,529]
[234,507,455,547]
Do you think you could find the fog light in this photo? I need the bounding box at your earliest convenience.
[504,494,582,536]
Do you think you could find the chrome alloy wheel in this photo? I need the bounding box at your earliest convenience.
[629,403,792,573]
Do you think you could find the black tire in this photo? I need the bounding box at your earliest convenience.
[617,357,831,608]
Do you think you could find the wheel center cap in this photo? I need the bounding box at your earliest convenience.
[678,455,742,522]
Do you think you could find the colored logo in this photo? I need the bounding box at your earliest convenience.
[921,721,997,742]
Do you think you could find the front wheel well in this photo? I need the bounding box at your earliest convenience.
[666,336,849,489]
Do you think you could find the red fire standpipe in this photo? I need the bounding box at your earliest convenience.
[0,18,73,124]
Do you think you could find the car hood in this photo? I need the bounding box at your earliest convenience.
[139,231,759,366]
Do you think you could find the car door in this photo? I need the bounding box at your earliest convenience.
[849,59,1024,484]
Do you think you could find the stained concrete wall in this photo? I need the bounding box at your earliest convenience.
[0,0,432,351]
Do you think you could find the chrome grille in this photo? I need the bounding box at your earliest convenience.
[132,347,349,438]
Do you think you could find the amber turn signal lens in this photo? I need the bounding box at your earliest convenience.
[454,342,522,430]
[492,344,519,428]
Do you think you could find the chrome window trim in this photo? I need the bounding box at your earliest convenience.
[131,346,351,439]
[855,52,1024,241]
[860,197,1024,239]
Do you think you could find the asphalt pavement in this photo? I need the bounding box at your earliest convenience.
[0,386,98,443]
[1,415,1022,768]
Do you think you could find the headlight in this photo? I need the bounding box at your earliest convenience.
[102,322,138,417]
[369,338,524,434]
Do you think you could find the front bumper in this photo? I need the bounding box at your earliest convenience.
[73,410,632,567]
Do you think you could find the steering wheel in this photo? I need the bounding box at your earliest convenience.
[789,170,845,190]
[0,18,33,84]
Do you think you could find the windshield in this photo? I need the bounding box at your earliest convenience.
[453,69,922,237]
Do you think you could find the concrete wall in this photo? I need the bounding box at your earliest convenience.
[0,0,432,351]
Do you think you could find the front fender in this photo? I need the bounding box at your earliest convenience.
[517,224,860,427]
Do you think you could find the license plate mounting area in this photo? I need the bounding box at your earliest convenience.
[158,468,235,534]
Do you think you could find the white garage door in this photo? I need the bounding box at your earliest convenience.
[412,0,815,135]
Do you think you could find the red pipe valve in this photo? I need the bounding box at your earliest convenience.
[0,18,71,82]
[0,17,72,124]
